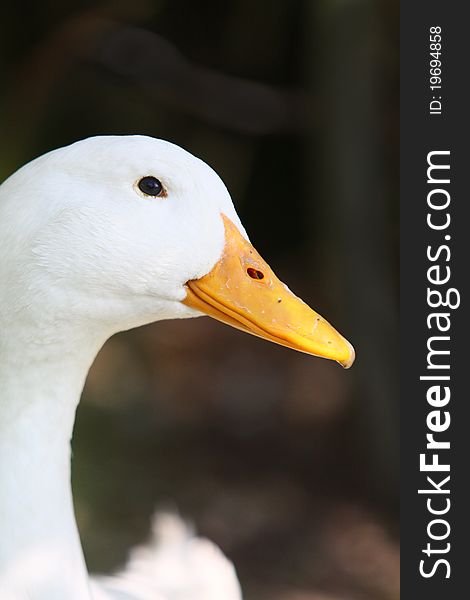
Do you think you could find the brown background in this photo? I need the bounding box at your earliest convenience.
[1,1,399,598]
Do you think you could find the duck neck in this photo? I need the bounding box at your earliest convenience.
[0,338,103,600]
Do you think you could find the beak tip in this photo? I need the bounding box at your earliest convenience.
[338,340,356,369]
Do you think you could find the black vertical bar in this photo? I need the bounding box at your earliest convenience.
[401,3,469,598]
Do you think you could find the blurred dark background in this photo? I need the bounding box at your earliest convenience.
[1,1,399,598]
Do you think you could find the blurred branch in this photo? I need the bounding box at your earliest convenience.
[92,26,310,135]
[1,5,311,179]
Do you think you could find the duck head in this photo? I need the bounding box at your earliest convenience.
[0,135,354,368]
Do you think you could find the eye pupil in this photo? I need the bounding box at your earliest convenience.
[138,176,163,197]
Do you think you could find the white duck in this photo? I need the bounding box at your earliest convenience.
[0,136,354,600]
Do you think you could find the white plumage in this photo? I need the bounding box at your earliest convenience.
[93,513,242,600]
[0,136,244,600]
[0,135,353,600]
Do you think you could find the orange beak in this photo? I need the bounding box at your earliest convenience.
[183,214,355,368]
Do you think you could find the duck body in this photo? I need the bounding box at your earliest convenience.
[0,136,353,599]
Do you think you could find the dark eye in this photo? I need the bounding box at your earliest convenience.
[137,176,164,197]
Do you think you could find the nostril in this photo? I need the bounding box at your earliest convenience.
[247,267,264,280]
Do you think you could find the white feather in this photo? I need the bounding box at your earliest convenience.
[92,513,242,600]
[0,136,244,599]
